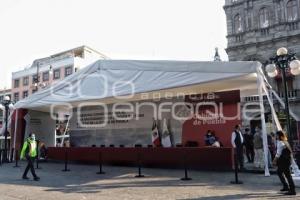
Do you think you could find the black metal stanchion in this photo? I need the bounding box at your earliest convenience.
[230,151,243,184]
[14,149,20,168]
[135,150,144,178]
[9,148,14,163]
[36,140,41,169]
[96,151,105,174]
[62,149,70,172]
[36,156,41,169]
[0,149,2,166]
[181,150,192,181]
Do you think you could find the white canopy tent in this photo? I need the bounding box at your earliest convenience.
[14,60,262,110]
[11,60,286,176]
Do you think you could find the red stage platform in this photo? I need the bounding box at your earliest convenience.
[48,147,234,170]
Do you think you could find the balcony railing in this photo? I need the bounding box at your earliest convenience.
[242,89,300,102]
[278,90,299,99]
[243,95,267,102]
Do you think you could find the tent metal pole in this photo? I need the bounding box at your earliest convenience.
[257,70,270,176]
[13,109,18,153]
[261,83,282,130]
[271,90,299,122]
[13,109,19,160]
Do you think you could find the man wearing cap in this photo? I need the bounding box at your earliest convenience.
[20,133,40,181]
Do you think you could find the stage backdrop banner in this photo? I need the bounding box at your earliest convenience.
[69,98,186,147]
[182,90,241,147]
[69,90,240,147]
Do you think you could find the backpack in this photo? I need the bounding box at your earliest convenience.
[278,141,292,165]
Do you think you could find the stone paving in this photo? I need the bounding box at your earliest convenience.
[0,161,299,200]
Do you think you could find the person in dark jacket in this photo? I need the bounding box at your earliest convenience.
[204,130,216,146]
[231,124,244,170]
[272,131,296,195]
[243,128,254,163]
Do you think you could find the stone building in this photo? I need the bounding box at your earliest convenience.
[224,0,300,138]
[224,0,300,62]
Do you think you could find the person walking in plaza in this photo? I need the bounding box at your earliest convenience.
[20,133,40,181]
[253,127,264,169]
[231,124,244,170]
[272,131,296,195]
[243,128,254,163]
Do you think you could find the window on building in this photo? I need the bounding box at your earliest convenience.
[23,76,29,86]
[14,79,20,88]
[23,91,28,98]
[14,92,19,102]
[276,1,284,22]
[234,14,243,33]
[247,0,253,8]
[259,7,270,28]
[53,69,60,80]
[43,71,49,81]
[246,11,252,30]
[287,0,298,22]
[65,66,73,77]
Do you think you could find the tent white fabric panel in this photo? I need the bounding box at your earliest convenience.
[14,60,261,111]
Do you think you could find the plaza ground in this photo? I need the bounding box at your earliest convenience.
[0,161,298,200]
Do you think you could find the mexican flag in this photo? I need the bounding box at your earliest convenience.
[161,118,172,147]
[151,119,161,147]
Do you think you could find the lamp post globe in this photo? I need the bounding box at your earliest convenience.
[9,103,14,110]
[267,70,278,78]
[266,64,278,77]
[3,95,10,102]
[277,47,288,56]
[290,60,300,76]
[291,68,300,76]
[289,60,300,69]
[266,63,276,73]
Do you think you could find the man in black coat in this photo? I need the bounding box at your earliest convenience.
[243,128,254,163]
[231,124,244,170]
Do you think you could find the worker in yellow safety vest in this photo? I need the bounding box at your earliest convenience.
[20,133,40,181]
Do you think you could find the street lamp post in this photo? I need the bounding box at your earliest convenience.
[33,61,53,90]
[266,47,300,145]
[2,96,14,162]
[33,62,40,91]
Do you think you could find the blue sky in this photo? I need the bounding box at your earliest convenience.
[0,0,228,89]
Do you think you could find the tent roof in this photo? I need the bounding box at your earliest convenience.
[14,60,262,112]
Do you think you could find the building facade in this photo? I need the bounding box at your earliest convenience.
[224,0,300,62]
[224,0,300,137]
[11,46,108,102]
